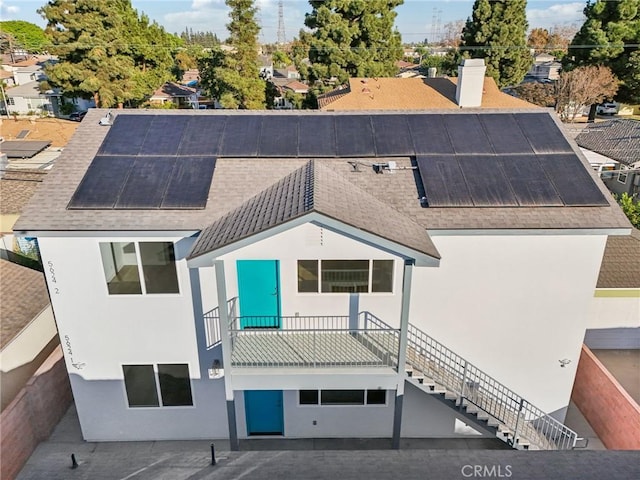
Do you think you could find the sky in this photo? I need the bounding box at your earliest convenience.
[1,0,587,44]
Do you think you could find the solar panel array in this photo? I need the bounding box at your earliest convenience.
[68,112,608,210]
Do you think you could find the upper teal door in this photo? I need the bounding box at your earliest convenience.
[236,260,281,328]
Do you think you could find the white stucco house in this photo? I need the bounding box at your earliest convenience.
[14,106,630,451]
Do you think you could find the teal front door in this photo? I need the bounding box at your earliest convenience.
[236,260,280,328]
[244,390,284,436]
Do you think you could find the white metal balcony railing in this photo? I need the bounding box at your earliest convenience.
[203,305,579,450]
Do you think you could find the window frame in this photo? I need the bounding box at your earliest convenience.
[99,241,180,296]
[298,389,388,407]
[297,259,394,294]
[617,167,628,184]
[122,363,194,409]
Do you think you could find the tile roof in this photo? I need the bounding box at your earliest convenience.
[0,170,47,215]
[189,160,440,260]
[0,259,50,348]
[596,228,640,288]
[13,109,631,234]
[575,119,640,166]
[317,77,536,111]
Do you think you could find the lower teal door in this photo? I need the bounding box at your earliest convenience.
[244,390,284,435]
[237,260,280,328]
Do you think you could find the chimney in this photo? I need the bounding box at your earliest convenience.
[456,59,486,108]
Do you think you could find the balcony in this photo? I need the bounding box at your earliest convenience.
[205,307,400,370]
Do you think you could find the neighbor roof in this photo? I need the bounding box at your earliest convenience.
[0,170,47,215]
[317,77,536,110]
[151,82,197,99]
[189,160,440,261]
[0,259,50,349]
[4,80,45,99]
[575,119,640,166]
[596,228,640,288]
[13,109,630,235]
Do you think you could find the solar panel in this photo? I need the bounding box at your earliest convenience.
[371,115,414,156]
[178,116,227,155]
[408,115,454,155]
[68,156,134,209]
[98,115,154,155]
[444,115,494,154]
[258,116,299,156]
[335,115,375,157]
[515,113,573,154]
[416,156,473,207]
[219,115,262,156]
[298,116,336,156]
[537,154,609,206]
[162,157,216,209]
[498,155,563,206]
[457,156,519,206]
[480,114,534,154]
[116,157,176,209]
[139,116,190,156]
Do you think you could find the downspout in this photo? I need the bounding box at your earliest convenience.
[392,259,414,449]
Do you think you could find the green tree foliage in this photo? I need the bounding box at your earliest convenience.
[198,0,265,109]
[179,28,220,48]
[461,0,532,87]
[38,0,180,108]
[0,20,48,52]
[272,50,292,68]
[304,0,404,85]
[568,0,640,103]
[617,193,640,228]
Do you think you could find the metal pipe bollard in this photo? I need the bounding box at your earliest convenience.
[210,443,216,465]
[71,453,78,469]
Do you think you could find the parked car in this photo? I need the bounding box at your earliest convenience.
[596,103,617,115]
[69,111,87,122]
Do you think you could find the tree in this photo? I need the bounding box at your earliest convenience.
[527,28,550,53]
[617,193,640,228]
[0,20,48,53]
[304,0,404,86]
[513,82,556,107]
[555,65,618,122]
[461,0,532,87]
[441,20,465,48]
[198,0,265,109]
[38,0,179,108]
[272,50,292,68]
[567,0,640,103]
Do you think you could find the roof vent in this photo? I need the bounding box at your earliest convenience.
[99,110,113,126]
[456,59,486,108]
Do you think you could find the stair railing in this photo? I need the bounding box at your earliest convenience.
[406,321,579,450]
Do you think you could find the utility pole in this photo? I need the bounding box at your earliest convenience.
[277,0,286,45]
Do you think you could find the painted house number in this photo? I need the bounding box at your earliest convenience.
[47,260,60,294]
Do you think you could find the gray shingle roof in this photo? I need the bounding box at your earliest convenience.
[13,109,631,235]
[189,160,440,260]
[575,119,640,166]
[596,228,640,288]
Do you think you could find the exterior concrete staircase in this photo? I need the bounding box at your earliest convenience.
[361,312,582,450]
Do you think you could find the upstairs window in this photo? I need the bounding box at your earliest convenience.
[100,241,179,295]
[297,260,393,293]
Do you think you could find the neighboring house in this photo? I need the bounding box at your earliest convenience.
[317,62,535,110]
[1,169,57,411]
[149,82,200,109]
[272,80,309,109]
[274,66,300,80]
[526,54,561,82]
[181,69,200,86]
[586,228,640,349]
[13,99,631,451]
[575,119,640,197]
[396,60,422,78]
[2,81,54,116]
